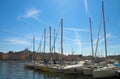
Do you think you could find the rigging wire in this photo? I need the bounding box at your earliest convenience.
[37,32,44,52]
[51,22,61,52]
[95,10,103,57]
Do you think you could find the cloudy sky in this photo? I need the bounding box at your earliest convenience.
[0,0,120,56]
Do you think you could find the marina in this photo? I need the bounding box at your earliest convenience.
[0,0,120,79]
[0,62,120,79]
[25,1,120,78]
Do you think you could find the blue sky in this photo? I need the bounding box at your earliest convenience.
[0,0,120,56]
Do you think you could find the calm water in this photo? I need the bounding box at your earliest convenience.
[0,62,118,79]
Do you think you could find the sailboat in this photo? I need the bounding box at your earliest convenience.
[33,28,50,72]
[34,32,45,70]
[82,17,99,76]
[40,19,64,72]
[63,62,86,74]
[48,18,84,73]
[93,1,118,78]
[49,18,65,72]
[25,37,36,69]
[40,28,50,72]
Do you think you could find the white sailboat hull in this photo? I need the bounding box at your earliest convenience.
[48,64,63,72]
[82,68,93,75]
[49,67,63,72]
[63,67,82,74]
[34,64,44,70]
[93,68,117,78]
[63,64,84,74]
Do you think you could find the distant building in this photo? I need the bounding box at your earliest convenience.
[0,52,3,60]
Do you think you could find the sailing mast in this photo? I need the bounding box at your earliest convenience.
[89,17,94,61]
[43,29,46,53]
[94,12,102,57]
[54,29,56,54]
[60,18,63,68]
[53,29,56,61]
[49,26,52,53]
[33,37,35,61]
[102,0,108,62]
[37,31,44,53]
[33,37,35,52]
[49,26,52,61]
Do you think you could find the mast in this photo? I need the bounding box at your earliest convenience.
[95,12,102,57]
[102,0,108,60]
[60,18,63,67]
[40,33,44,53]
[37,32,43,53]
[61,18,63,56]
[33,37,35,52]
[54,29,56,54]
[33,37,35,61]
[49,26,52,53]
[89,17,94,60]
[49,26,52,61]
[43,29,46,53]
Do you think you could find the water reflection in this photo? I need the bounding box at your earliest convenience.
[0,62,119,79]
[33,70,93,79]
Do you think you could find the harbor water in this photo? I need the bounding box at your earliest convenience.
[0,62,119,79]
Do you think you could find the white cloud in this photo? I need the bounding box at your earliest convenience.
[99,33,111,44]
[64,37,74,42]
[25,9,40,18]
[17,9,47,26]
[23,32,42,41]
[84,0,88,15]
[6,38,29,45]
[64,27,88,32]
[2,30,42,41]
[93,35,102,45]
[23,9,41,22]
[74,31,82,52]
[93,33,111,46]
[17,9,41,21]
[92,33,111,55]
